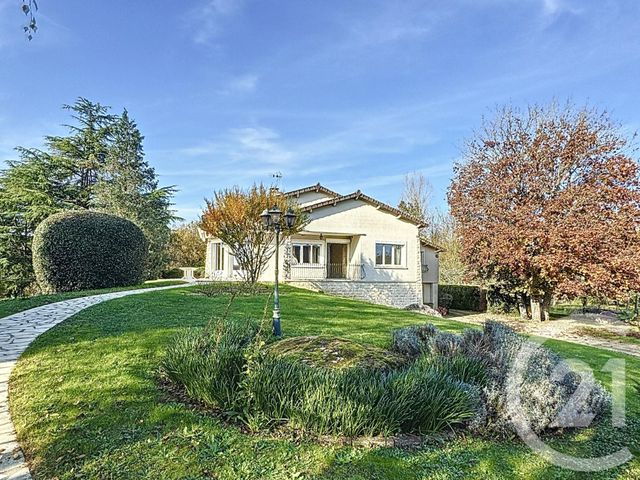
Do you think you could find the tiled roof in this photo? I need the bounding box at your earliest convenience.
[284,183,340,198]
[298,188,426,227]
[419,236,445,252]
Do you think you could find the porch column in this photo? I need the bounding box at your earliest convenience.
[415,236,422,304]
[283,237,292,280]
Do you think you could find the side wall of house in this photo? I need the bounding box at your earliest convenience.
[204,238,244,280]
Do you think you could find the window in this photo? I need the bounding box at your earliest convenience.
[232,254,241,271]
[214,243,225,271]
[375,243,403,266]
[292,244,320,264]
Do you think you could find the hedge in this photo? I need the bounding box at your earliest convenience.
[439,284,487,312]
[161,268,184,279]
[32,211,148,293]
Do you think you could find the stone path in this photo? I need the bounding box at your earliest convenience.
[0,283,192,480]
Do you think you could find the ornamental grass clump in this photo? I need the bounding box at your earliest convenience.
[162,314,610,439]
[162,317,482,436]
[243,354,481,436]
[160,317,259,410]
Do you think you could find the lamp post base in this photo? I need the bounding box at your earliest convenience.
[272,308,282,337]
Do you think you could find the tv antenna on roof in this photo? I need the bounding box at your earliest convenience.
[272,171,282,189]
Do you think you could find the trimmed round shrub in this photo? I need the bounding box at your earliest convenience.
[32,211,148,293]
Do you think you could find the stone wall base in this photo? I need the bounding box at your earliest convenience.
[288,280,421,308]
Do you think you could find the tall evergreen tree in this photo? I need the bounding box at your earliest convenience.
[0,148,78,296]
[45,98,115,208]
[93,110,177,278]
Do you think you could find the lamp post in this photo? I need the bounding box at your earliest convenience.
[260,205,296,337]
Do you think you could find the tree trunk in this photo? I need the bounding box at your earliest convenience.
[517,293,530,320]
[530,296,544,322]
[542,290,552,322]
[530,292,552,322]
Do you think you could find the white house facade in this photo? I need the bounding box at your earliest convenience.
[202,184,440,308]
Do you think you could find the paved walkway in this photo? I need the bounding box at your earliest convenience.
[0,283,192,480]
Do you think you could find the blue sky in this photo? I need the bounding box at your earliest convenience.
[1,0,639,221]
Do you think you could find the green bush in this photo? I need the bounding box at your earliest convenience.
[391,321,611,436]
[32,211,147,293]
[486,283,521,314]
[194,267,205,279]
[161,267,184,279]
[467,321,611,435]
[438,293,453,310]
[160,318,259,410]
[439,284,487,311]
[391,323,437,357]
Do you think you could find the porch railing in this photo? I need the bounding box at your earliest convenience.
[289,263,365,280]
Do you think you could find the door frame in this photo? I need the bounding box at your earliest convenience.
[326,239,350,279]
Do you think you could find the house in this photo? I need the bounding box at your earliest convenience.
[202,184,440,308]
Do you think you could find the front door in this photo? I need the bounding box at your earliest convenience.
[326,243,347,278]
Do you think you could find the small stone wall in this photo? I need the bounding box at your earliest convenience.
[288,280,421,308]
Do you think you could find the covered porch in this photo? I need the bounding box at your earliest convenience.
[285,230,366,281]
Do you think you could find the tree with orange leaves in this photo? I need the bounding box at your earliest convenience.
[200,184,303,285]
[449,102,640,322]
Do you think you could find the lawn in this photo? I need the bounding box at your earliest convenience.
[0,280,187,320]
[8,285,640,479]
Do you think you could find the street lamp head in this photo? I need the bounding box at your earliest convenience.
[268,204,282,224]
[284,207,296,229]
[260,208,271,228]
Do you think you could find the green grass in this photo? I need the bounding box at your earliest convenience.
[8,285,640,479]
[0,280,187,320]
